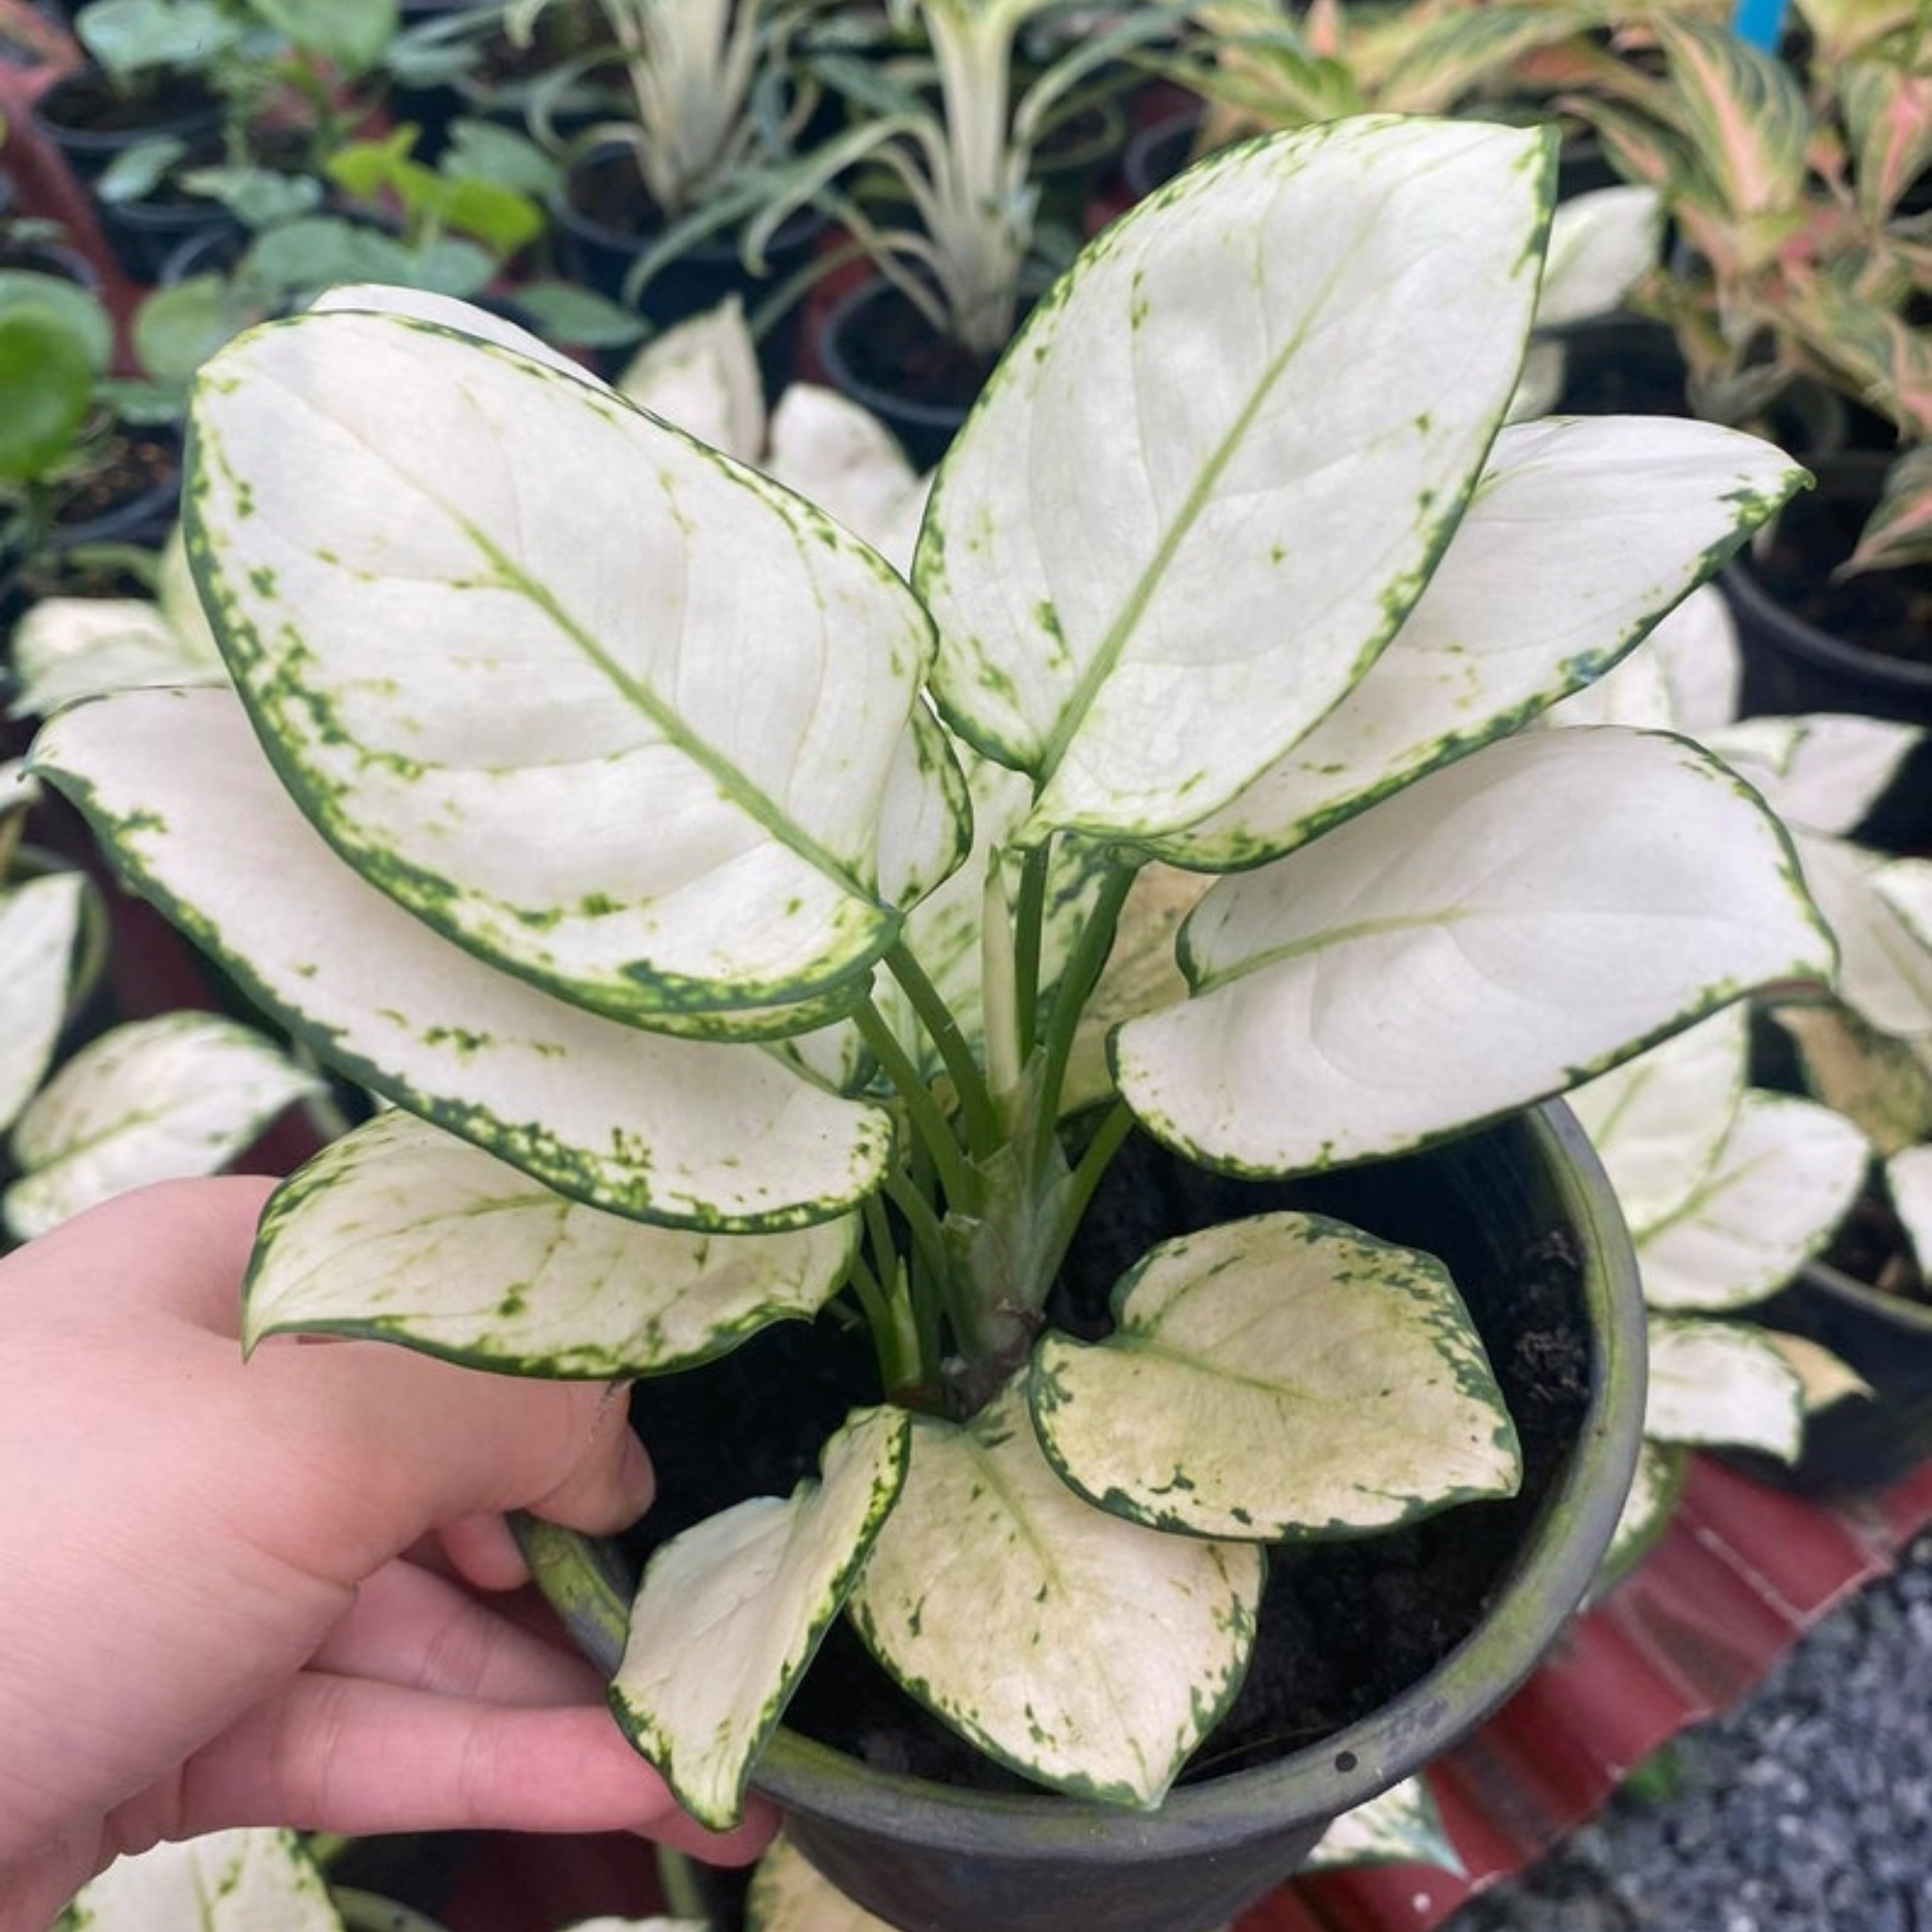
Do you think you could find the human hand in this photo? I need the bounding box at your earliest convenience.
[0,1176,773,1932]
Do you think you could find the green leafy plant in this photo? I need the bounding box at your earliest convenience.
[31,118,1831,1824]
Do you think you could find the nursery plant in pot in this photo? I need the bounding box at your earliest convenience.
[30,117,1832,1932]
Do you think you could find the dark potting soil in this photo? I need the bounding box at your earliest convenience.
[35,68,219,138]
[49,425,179,536]
[1749,483,1932,670]
[1819,1184,1928,1306]
[829,278,1001,421]
[621,1129,1592,1797]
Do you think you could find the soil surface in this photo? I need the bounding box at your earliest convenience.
[621,1129,1594,1795]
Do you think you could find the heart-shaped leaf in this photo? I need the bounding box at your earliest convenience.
[31,688,892,1229]
[1302,1776,1464,1875]
[1643,1315,1806,1460]
[6,1014,323,1243]
[188,302,947,1027]
[1032,1210,1518,1538]
[920,117,1549,844]
[1634,1093,1868,1312]
[1771,999,1932,1155]
[1147,417,1802,868]
[1709,714,1926,838]
[1114,728,1832,1176]
[11,591,226,717]
[54,1828,339,1931]
[611,1407,909,1828]
[1568,1005,1749,1238]
[0,871,84,1136]
[748,1836,898,1932]
[246,1108,858,1373]
[848,1387,1264,1807]
[1789,830,1932,1039]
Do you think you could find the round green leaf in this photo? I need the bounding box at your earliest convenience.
[0,307,91,483]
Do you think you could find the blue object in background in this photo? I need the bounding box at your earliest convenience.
[1730,0,1789,49]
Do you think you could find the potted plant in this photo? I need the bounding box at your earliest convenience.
[30,117,1831,1932]
[1558,11,1932,819]
[763,0,1185,460]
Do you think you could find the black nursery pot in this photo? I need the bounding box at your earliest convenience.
[525,1102,1646,1932]
[1720,455,1932,850]
[29,65,223,189]
[1738,1258,1932,1498]
[552,144,824,390]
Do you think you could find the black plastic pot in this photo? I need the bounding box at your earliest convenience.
[1719,453,1932,851]
[1735,1258,1932,1496]
[521,1101,1646,1932]
[93,180,243,285]
[29,64,223,189]
[552,144,824,389]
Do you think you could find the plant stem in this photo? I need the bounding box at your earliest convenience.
[881,940,1001,1150]
[853,996,977,1210]
[1044,1097,1137,1282]
[1012,842,1051,1053]
[657,1846,709,1921]
[846,1246,910,1389]
[330,1890,452,1932]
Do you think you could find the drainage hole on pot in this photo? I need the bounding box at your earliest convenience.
[1334,1751,1358,1773]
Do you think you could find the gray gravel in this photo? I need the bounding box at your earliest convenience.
[1443,1530,1932,1931]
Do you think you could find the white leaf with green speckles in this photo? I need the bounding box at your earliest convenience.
[309,280,605,385]
[1771,999,1932,1154]
[848,1386,1264,1807]
[0,871,84,1136]
[5,1013,323,1242]
[1302,1775,1465,1874]
[1643,1315,1806,1460]
[1875,857,1932,952]
[11,592,225,717]
[747,1836,896,1932]
[30,688,894,1229]
[1031,1211,1518,1539]
[611,1407,909,1828]
[1114,729,1832,1178]
[1595,1439,1688,1595]
[55,1828,339,1931]
[1890,1143,1932,1270]
[1788,831,1932,1039]
[1147,417,1803,869]
[1569,1006,1749,1237]
[765,385,929,576]
[918,117,1547,847]
[245,1108,858,1373]
[1633,1093,1867,1313]
[1765,1330,1870,1413]
[188,301,944,1027]
[1709,713,1925,836]
[1556,580,1740,734]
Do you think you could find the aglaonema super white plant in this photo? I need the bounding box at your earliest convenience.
[31,116,1833,1823]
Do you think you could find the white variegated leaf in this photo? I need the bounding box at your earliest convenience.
[189,301,941,1025]
[1568,1006,1749,1237]
[612,1408,909,1828]
[1146,417,1803,868]
[31,688,893,1229]
[564,1921,707,1932]
[5,1013,323,1243]
[617,294,767,459]
[1764,1330,1871,1413]
[848,1387,1265,1807]
[310,280,603,385]
[746,1836,897,1932]
[1772,999,1932,1154]
[1542,627,1676,729]
[920,118,1548,845]
[1031,1211,1518,1538]
[1302,1776,1464,1875]
[246,1109,858,1373]
[55,1828,339,1931]
[1876,858,1932,950]
[1595,1438,1688,1595]
[1643,1315,1806,1460]
[10,592,226,717]
[1790,829,1932,1038]
[767,386,930,574]
[1535,184,1665,329]
[1708,713,1925,836]
[0,871,85,1135]
[1890,1143,1932,1271]
[1115,729,1832,1177]
[1647,580,1743,732]
[1637,1092,1867,1312]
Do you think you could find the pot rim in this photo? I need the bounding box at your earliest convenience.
[1799,1256,1932,1336]
[750,1098,1645,1856]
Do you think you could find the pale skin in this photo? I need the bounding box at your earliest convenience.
[0,1176,774,1931]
